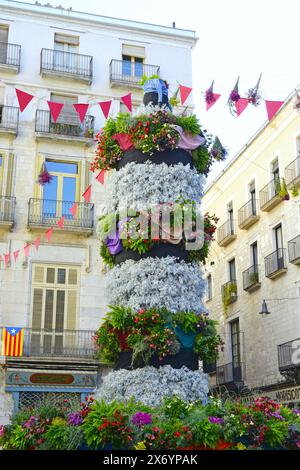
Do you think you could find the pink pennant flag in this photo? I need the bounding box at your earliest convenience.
[15,88,34,112]
[82,185,91,203]
[96,170,105,184]
[47,101,64,122]
[265,100,284,121]
[4,253,10,268]
[24,244,31,258]
[45,227,53,242]
[206,93,221,111]
[34,236,41,252]
[235,98,249,117]
[57,215,65,229]
[70,202,78,219]
[73,103,89,123]
[99,100,112,119]
[179,85,192,105]
[121,93,132,112]
[13,249,20,262]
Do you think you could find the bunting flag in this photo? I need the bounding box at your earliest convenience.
[82,185,91,203]
[99,100,112,119]
[179,85,192,105]
[70,202,78,219]
[15,88,34,112]
[47,101,64,122]
[265,100,284,121]
[235,98,249,117]
[1,327,24,356]
[13,250,20,262]
[205,81,221,111]
[24,244,31,257]
[45,227,53,242]
[34,236,41,252]
[96,169,105,184]
[57,215,65,229]
[121,93,132,112]
[4,253,10,268]
[73,103,89,123]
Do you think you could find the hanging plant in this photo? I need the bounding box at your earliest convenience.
[278,178,290,200]
[210,136,227,161]
[222,282,237,317]
[169,85,180,108]
[205,80,216,106]
[37,163,53,186]
[291,185,299,197]
[246,73,262,106]
[227,77,240,116]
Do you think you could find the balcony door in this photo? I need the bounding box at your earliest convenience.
[54,34,79,73]
[274,224,284,269]
[30,265,79,356]
[249,181,256,216]
[229,258,236,282]
[230,319,242,381]
[50,93,79,131]
[227,201,234,234]
[0,25,8,65]
[42,160,78,220]
[272,158,280,196]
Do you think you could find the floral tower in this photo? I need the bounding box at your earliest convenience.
[92,79,225,406]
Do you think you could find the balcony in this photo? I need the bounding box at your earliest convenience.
[35,110,94,145]
[109,59,160,88]
[285,156,300,189]
[216,219,236,246]
[259,178,284,211]
[0,196,16,230]
[40,48,93,83]
[0,42,21,73]
[242,264,261,292]
[216,362,244,390]
[288,235,300,264]
[238,199,259,229]
[28,199,94,235]
[278,338,300,382]
[0,105,19,135]
[265,248,287,279]
[221,280,238,305]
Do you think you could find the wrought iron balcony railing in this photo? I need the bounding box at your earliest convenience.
[216,362,243,385]
[0,195,16,225]
[40,48,93,82]
[28,199,94,231]
[284,155,300,188]
[35,110,94,139]
[264,248,287,278]
[278,338,300,370]
[0,105,19,133]
[0,42,21,70]
[1,327,96,358]
[242,264,260,292]
[259,178,284,211]
[216,219,236,246]
[109,59,160,87]
[288,234,300,264]
[238,199,259,229]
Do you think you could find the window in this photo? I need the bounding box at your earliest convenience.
[230,319,242,380]
[228,258,236,282]
[31,264,79,354]
[249,180,257,215]
[271,158,280,194]
[207,274,212,301]
[0,25,8,65]
[54,33,79,73]
[251,241,258,267]
[50,93,78,125]
[121,44,145,78]
[274,224,283,251]
[0,155,3,193]
[227,201,234,233]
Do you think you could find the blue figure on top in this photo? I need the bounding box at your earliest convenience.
[143,77,172,111]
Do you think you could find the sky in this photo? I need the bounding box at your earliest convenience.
[26,0,300,183]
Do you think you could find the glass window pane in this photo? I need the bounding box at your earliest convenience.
[46,161,78,174]
[56,290,65,332]
[32,288,43,330]
[57,268,66,284]
[62,176,76,203]
[44,290,54,331]
[68,269,77,285]
[46,268,55,284]
[134,59,143,77]
[0,156,2,166]
[43,176,58,218]
[122,55,131,76]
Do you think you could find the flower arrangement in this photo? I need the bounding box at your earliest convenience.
[37,162,52,186]
[246,74,262,107]
[227,77,240,116]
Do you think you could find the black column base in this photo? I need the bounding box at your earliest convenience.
[116,148,194,170]
[114,350,199,371]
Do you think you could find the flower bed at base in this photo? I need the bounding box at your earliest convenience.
[1,396,299,450]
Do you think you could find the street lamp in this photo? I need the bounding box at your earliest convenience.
[258,297,300,316]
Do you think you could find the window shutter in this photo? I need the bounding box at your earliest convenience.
[34,154,44,198]
[54,33,79,46]
[5,152,14,196]
[32,288,43,329]
[0,26,8,43]
[51,94,78,125]
[122,44,145,58]
[66,290,77,330]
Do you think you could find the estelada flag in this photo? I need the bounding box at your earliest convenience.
[1,327,24,356]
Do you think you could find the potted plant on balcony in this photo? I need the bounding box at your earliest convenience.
[84,128,94,138]
[278,178,290,200]
[249,271,259,285]
[222,282,237,316]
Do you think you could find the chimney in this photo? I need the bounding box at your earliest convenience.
[172,22,176,28]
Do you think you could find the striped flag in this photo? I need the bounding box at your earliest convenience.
[1,327,24,356]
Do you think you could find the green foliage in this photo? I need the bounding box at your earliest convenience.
[94,324,120,362]
[265,419,289,448]
[122,237,151,254]
[98,214,117,241]
[44,419,83,450]
[162,396,194,419]
[105,305,134,330]
[172,311,199,333]
[192,418,220,448]
[115,112,132,134]
[138,74,160,86]
[194,334,223,363]
[222,282,237,316]
[100,241,115,268]
[175,114,201,135]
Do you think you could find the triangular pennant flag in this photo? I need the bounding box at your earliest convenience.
[265,100,284,121]
[47,101,64,122]
[206,94,221,111]
[179,85,192,105]
[73,103,89,123]
[13,250,20,262]
[96,170,105,184]
[235,98,249,117]
[4,253,10,268]
[82,185,91,203]
[121,93,132,112]
[15,88,34,112]
[70,203,78,219]
[34,236,41,252]
[45,227,53,242]
[57,215,65,229]
[99,100,112,119]
[24,244,31,258]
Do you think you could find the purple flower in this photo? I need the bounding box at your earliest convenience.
[269,412,285,421]
[68,412,83,426]
[131,412,152,427]
[229,90,240,102]
[0,425,5,437]
[292,409,300,415]
[208,416,224,425]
